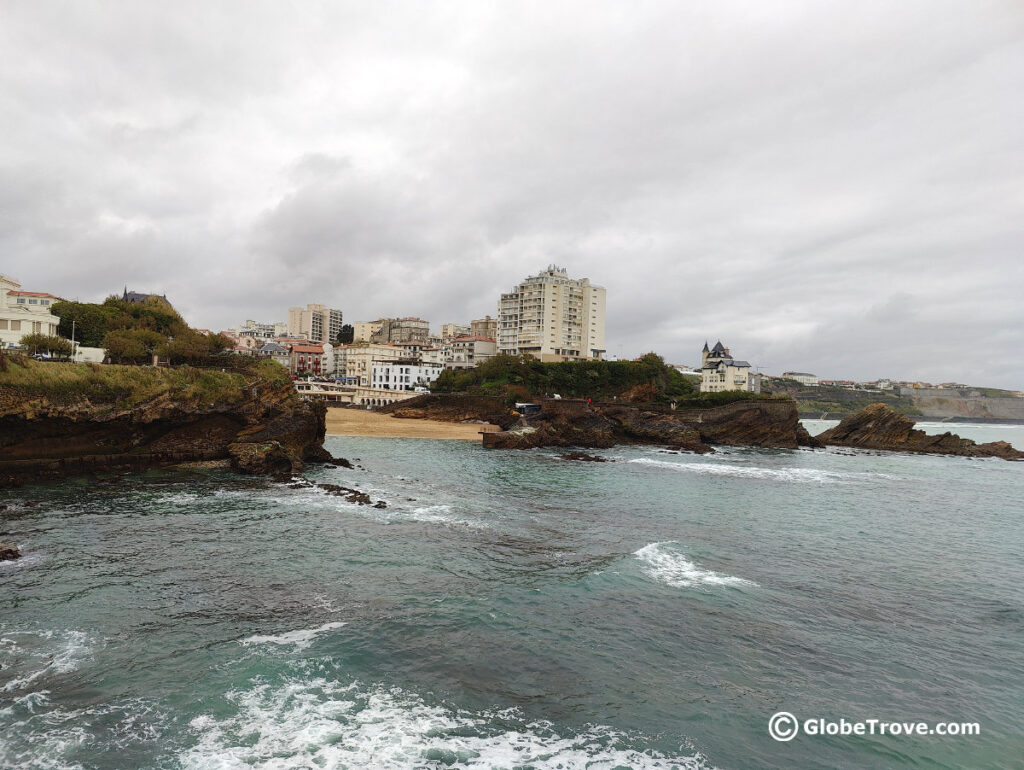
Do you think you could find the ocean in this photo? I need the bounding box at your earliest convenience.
[2,423,1023,769]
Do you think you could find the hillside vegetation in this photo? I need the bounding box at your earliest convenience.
[0,354,291,410]
[432,353,778,407]
[50,296,231,364]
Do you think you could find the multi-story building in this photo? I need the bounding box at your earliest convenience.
[288,304,343,344]
[0,274,63,348]
[232,320,286,340]
[470,316,497,339]
[334,342,408,387]
[371,317,430,344]
[446,336,497,370]
[370,360,444,391]
[700,341,761,393]
[782,371,819,386]
[290,342,334,377]
[498,266,606,362]
[440,323,471,340]
[352,320,385,343]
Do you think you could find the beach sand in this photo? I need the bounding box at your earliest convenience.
[325,407,500,441]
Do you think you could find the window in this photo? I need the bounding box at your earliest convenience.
[11,320,20,331]
[0,320,6,329]
[29,299,38,305]
[17,298,25,304]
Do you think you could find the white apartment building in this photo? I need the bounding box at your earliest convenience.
[334,342,408,386]
[0,274,63,348]
[498,266,606,362]
[700,341,761,393]
[371,360,444,391]
[446,336,497,370]
[782,371,819,386]
[288,304,343,344]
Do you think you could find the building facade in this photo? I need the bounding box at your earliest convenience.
[370,317,430,344]
[333,342,408,386]
[288,304,343,344]
[370,360,444,391]
[700,341,761,393]
[446,336,497,369]
[0,275,63,348]
[289,343,334,376]
[470,316,497,339]
[440,323,471,340]
[782,371,819,386]
[498,266,606,362]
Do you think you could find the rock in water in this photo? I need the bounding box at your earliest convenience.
[817,403,1023,460]
[0,542,21,561]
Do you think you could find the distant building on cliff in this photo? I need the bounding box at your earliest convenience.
[121,287,172,307]
[700,341,761,393]
[497,266,606,362]
[782,371,819,386]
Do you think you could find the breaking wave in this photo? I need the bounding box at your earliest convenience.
[628,457,894,483]
[180,674,714,770]
[634,542,757,589]
[240,621,347,650]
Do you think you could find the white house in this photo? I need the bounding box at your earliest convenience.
[782,371,819,386]
[700,341,761,393]
[0,274,63,349]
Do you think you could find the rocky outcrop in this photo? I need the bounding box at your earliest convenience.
[482,397,815,452]
[0,542,20,561]
[0,370,336,487]
[561,452,608,462]
[377,394,518,429]
[817,403,1023,460]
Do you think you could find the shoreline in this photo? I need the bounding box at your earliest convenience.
[325,407,499,441]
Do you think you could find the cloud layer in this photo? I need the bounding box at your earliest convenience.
[2,1,1022,385]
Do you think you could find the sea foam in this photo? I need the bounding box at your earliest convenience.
[634,542,757,589]
[180,675,715,770]
[629,457,879,483]
[240,621,347,651]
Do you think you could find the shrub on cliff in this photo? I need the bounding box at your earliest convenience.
[432,353,698,404]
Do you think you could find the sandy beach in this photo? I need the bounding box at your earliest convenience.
[325,407,500,440]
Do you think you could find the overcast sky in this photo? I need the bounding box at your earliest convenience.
[2,1,1022,386]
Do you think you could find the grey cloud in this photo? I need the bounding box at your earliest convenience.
[1,1,1022,386]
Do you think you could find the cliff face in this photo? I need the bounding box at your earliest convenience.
[377,393,520,429]
[0,362,334,487]
[817,403,1023,460]
[479,397,816,452]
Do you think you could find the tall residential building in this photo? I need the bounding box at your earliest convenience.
[288,304,343,344]
[497,266,606,362]
[470,316,497,339]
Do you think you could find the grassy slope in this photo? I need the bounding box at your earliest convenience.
[0,357,292,410]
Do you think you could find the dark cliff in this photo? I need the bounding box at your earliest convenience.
[0,359,334,487]
[817,403,1023,460]
[390,394,815,452]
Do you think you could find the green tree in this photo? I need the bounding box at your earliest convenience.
[337,324,354,344]
[102,330,150,364]
[19,333,74,359]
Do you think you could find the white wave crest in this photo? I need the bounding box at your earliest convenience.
[240,621,346,650]
[629,457,876,483]
[634,542,757,589]
[180,676,714,770]
[0,629,94,694]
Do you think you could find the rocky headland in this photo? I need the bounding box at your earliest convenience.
[382,394,819,452]
[0,358,336,487]
[816,403,1023,460]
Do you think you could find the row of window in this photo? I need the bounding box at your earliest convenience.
[14,298,52,306]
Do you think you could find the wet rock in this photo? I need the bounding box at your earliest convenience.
[0,541,21,561]
[373,501,387,509]
[560,452,608,462]
[817,403,1024,460]
[316,483,376,506]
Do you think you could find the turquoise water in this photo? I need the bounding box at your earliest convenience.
[2,428,1023,769]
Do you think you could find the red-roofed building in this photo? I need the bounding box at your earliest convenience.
[0,274,64,348]
[289,343,334,376]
